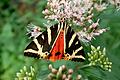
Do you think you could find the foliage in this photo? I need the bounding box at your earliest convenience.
[15,45,112,80]
[0,0,120,80]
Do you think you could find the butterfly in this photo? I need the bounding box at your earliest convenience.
[24,22,85,62]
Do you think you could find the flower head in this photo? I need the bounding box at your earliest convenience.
[26,23,42,39]
[88,45,112,72]
[77,19,107,42]
[42,0,109,43]
[47,64,82,80]
[43,0,95,25]
[15,66,36,80]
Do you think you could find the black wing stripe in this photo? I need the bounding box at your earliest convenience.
[65,26,74,49]
[25,41,38,51]
[36,33,44,45]
[42,31,50,52]
[24,52,40,59]
[71,58,85,62]
[50,24,59,46]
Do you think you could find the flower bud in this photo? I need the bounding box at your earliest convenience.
[108,69,111,72]
[76,75,82,80]
[51,68,58,74]
[62,74,67,79]
[65,78,69,80]
[20,69,23,73]
[25,72,28,75]
[48,64,53,70]
[48,73,55,79]
[23,66,27,71]
[61,65,66,70]
[68,69,73,74]
[28,73,32,76]
[57,66,63,77]
[16,73,22,77]
[67,74,72,79]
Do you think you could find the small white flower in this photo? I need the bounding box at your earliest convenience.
[26,23,42,39]
[94,3,108,11]
[77,20,107,42]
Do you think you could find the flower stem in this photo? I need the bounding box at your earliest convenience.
[79,64,92,69]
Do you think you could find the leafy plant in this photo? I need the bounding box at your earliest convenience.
[0,0,120,80]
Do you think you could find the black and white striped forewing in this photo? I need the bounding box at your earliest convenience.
[65,26,85,61]
[24,24,60,59]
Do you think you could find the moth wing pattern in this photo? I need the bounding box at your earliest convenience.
[24,24,60,59]
[24,22,85,62]
[64,26,85,61]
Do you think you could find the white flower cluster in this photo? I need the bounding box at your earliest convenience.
[77,20,107,42]
[42,0,94,25]
[41,0,110,42]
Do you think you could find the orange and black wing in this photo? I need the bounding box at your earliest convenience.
[24,22,85,62]
[24,24,59,59]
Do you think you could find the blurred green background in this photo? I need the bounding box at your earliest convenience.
[0,0,120,80]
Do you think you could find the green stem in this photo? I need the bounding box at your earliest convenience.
[79,64,92,69]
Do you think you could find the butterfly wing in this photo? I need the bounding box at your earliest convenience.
[24,24,59,59]
[24,22,85,62]
[64,26,85,61]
